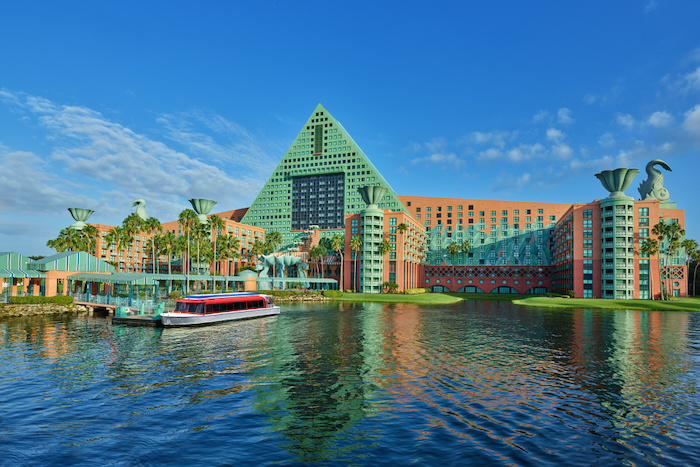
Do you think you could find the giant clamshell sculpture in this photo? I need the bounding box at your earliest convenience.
[594,168,639,198]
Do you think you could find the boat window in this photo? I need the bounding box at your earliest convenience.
[177,303,204,314]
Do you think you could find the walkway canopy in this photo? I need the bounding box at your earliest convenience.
[0,252,46,279]
[68,272,249,285]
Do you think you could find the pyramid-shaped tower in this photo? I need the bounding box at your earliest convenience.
[240,104,407,247]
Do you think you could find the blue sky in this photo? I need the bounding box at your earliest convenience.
[1,1,699,255]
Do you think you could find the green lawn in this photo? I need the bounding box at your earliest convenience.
[512,296,700,312]
[335,292,464,304]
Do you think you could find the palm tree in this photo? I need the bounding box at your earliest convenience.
[218,233,241,277]
[178,209,197,292]
[350,235,363,292]
[161,231,178,276]
[105,226,130,272]
[680,239,697,297]
[378,240,392,292]
[397,223,408,237]
[691,250,700,297]
[80,224,99,254]
[446,241,460,291]
[652,222,668,300]
[208,214,225,277]
[640,238,659,300]
[142,216,162,273]
[665,222,685,298]
[331,233,344,292]
[267,230,282,253]
[122,213,144,272]
[460,239,473,263]
[309,245,325,278]
[251,238,265,258]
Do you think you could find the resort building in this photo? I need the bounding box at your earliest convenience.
[12,103,685,301]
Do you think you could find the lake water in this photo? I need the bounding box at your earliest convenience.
[1,301,699,466]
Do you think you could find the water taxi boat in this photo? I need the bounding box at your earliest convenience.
[160,292,279,327]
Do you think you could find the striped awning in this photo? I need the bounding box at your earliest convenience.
[0,269,46,279]
[68,273,251,285]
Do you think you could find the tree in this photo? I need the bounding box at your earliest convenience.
[251,238,265,257]
[105,226,130,272]
[267,230,282,253]
[680,239,698,297]
[691,249,700,297]
[652,222,668,300]
[218,234,241,278]
[309,244,326,278]
[378,239,392,291]
[208,214,225,277]
[397,223,408,237]
[161,230,178,281]
[665,222,685,298]
[460,239,473,262]
[178,209,197,292]
[79,224,99,254]
[142,217,162,273]
[640,238,659,300]
[350,235,363,292]
[331,233,344,293]
[446,241,460,291]
[122,213,144,272]
[145,233,163,274]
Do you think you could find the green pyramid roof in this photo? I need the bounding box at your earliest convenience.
[240,104,406,247]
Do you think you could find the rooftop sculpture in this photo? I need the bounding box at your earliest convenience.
[595,167,639,198]
[638,159,672,201]
[131,199,148,221]
[67,208,94,230]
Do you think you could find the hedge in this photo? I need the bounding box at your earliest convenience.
[323,290,342,299]
[265,290,292,298]
[405,288,429,295]
[9,296,74,305]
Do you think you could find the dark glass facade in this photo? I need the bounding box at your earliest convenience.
[291,173,345,230]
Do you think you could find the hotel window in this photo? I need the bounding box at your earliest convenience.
[426,207,431,212]
[437,220,442,224]
[537,209,543,214]
[583,240,593,248]
[351,219,358,226]
[583,250,593,258]
[526,217,531,222]
[639,228,649,238]
[390,218,397,225]
[458,206,462,210]
[447,220,452,225]
[583,220,593,228]
[469,219,473,224]
[526,209,531,214]
[502,210,508,215]
[447,206,452,211]
[458,212,462,217]
[490,211,496,216]
[583,210,593,219]
[639,207,649,216]
[426,214,431,218]
[491,218,496,223]
[514,217,519,222]
[639,218,649,226]
[513,210,519,215]
[550,215,556,221]
[407,202,411,207]
[458,219,463,224]
[437,206,442,212]
[468,212,474,217]
[479,211,485,216]
[583,230,593,238]
[416,214,421,219]
[416,207,421,212]
[468,205,474,210]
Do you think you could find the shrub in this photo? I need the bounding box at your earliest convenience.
[567,290,576,298]
[405,288,428,295]
[267,290,292,298]
[344,289,354,293]
[323,290,342,299]
[382,282,399,293]
[9,296,74,305]
[238,265,257,273]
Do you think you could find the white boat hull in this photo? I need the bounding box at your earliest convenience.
[160,306,280,327]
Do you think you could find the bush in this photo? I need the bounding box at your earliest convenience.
[323,290,342,299]
[405,288,429,295]
[238,265,257,273]
[9,296,74,305]
[266,290,292,297]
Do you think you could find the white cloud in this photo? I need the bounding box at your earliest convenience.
[683,105,700,141]
[410,152,465,170]
[0,88,272,226]
[424,137,448,153]
[467,131,510,148]
[557,108,575,125]
[551,143,573,160]
[477,148,503,161]
[598,132,615,148]
[647,111,674,127]
[682,67,700,93]
[645,0,658,12]
[615,113,636,129]
[533,109,549,123]
[583,94,598,105]
[546,128,565,143]
[515,173,531,188]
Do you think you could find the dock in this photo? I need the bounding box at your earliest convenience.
[110,314,162,327]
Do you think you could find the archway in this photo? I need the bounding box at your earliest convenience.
[489,286,520,294]
[526,287,550,295]
[456,285,485,293]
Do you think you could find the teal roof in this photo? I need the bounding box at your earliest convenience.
[28,251,115,273]
[67,273,250,285]
[0,252,30,269]
[0,268,46,279]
